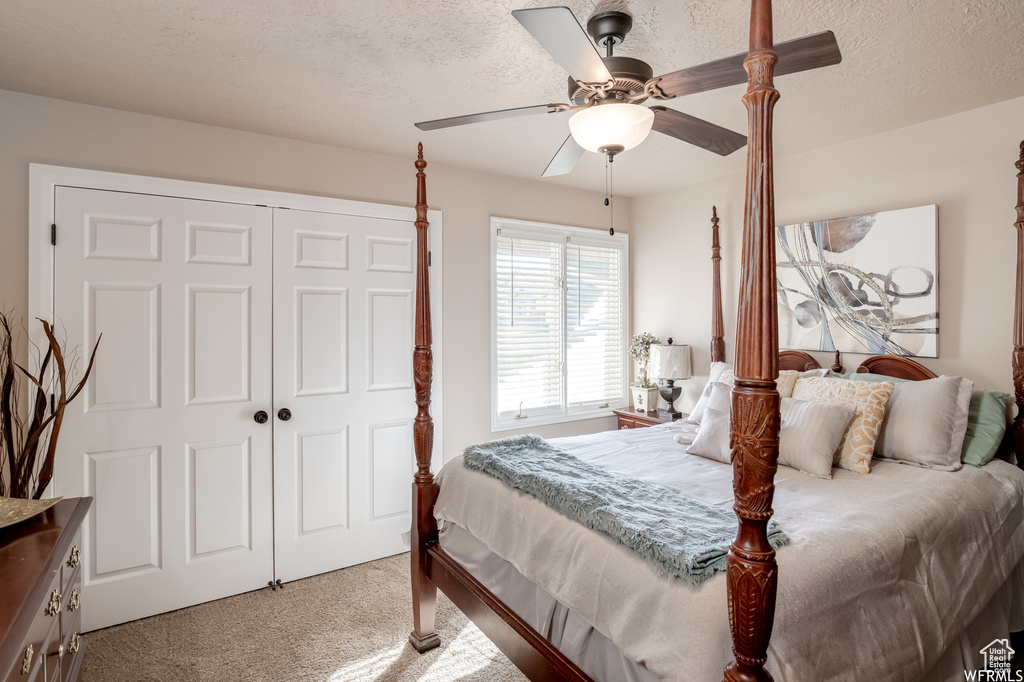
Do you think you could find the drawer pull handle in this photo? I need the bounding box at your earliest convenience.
[21,644,33,675]
[67,589,80,612]
[45,589,61,617]
[68,545,80,568]
[620,424,630,429]
[69,633,81,655]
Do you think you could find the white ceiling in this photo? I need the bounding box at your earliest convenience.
[2,0,1023,197]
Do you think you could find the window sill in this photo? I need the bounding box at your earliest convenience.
[491,406,622,433]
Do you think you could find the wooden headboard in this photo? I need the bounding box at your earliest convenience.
[856,355,937,381]
[778,350,819,372]
[776,349,938,381]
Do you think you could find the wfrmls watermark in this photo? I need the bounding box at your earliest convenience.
[965,639,1021,681]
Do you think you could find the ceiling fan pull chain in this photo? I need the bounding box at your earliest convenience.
[606,152,615,236]
[604,153,610,207]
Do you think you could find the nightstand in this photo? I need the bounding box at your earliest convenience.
[612,407,685,430]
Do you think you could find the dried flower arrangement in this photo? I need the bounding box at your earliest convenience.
[1,312,99,499]
[628,331,661,388]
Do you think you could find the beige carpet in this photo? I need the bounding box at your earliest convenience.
[81,553,528,682]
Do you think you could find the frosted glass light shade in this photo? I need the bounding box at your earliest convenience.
[568,103,655,153]
[649,344,691,380]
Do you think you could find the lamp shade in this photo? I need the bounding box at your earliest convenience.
[649,344,691,381]
[568,103,655,153]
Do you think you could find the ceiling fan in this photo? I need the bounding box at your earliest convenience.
[415,5,841,177]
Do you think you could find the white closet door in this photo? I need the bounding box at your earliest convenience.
[53,187,275,630]
[272,208,416,582]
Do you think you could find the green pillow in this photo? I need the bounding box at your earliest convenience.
[961,389,1011,467]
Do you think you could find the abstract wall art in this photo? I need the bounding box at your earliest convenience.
[776,205,938,358]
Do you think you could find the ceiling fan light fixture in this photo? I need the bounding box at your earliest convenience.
[568,103,654,154]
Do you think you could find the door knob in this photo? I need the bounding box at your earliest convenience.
[278,408,292,422]
[254,411,269,424]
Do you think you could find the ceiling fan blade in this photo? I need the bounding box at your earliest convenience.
[650,107,746,156]
[542,135,586,177]
[512,6,613,85]
[654,31,841,98]
[774,31,843,78]
[415,103,565,131]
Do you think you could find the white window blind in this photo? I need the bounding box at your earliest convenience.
[492,218,628,430]
[567,242,624,407]
[494,234,563,417]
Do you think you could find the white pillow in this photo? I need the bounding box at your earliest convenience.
[686,384,855,479]
[686,362,733,424]
[690,365,828,424]
[873,375,974,471]
[686,412,731,463]
[949,376,974,464]
[779,397,855,479]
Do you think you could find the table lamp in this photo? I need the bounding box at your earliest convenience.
[649,340,691,419]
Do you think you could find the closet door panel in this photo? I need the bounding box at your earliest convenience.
[53,187,274,631]
[273,208,416,582]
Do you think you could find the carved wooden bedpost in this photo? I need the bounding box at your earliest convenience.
[711,206,726,363]
[409,143,441,653]
[725,1,781,681]
[1013,141,1024,464]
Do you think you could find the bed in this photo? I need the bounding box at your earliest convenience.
[406,3,1024,679]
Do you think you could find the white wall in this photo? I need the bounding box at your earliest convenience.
[0,89,632,461]
[633,95,1024,412]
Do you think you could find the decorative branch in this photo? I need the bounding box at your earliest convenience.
[0,312,100,499]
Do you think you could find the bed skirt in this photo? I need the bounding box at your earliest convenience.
[924,559,1024,681]
[440,520,1024,682]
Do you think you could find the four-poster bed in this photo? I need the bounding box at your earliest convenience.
[407,2,1024,680]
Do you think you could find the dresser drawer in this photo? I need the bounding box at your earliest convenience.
[62,564,82,632]
[59,609,82,682]
[61,531,82,595]
[59,561,82,682]
[616,415,635,429]
[4,604,59,682]
[59,637,83,682]
[40,616,63,682]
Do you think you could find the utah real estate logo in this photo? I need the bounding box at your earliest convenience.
[967,639,1020,681]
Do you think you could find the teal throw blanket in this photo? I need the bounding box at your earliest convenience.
[462,434,788,585]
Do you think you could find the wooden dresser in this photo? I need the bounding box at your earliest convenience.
[612,407,685,429]
[0,498,91,682]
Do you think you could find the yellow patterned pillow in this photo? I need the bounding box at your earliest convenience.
[791,376,895,474]
[713,369,799,398]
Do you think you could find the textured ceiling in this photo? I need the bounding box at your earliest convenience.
[2,0,1023,196]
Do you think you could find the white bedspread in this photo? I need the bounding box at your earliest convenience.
[434,422,1024,681]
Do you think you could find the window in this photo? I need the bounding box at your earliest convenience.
[491,217,628,430]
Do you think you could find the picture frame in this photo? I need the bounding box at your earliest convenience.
[776,205,938,358]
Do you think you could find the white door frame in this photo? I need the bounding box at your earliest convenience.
[28,164,444,482]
